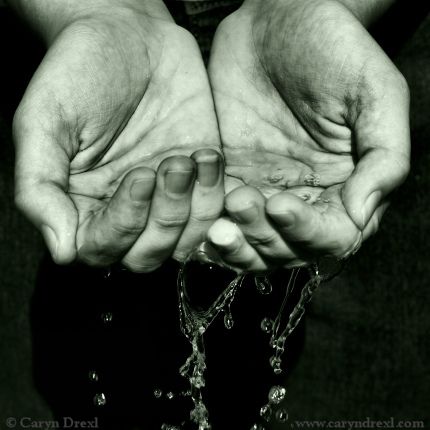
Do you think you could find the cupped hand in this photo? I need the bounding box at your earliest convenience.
[13,3,224,271]
[206,0,410,272]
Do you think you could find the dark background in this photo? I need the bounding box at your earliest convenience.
[0,2,429,429]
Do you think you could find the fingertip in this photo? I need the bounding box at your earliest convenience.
[266,192,306,226]
[41,224,58,260]
[190,148,222,164]
[125,166,156,183]
[207,218,241,250]
[129,177,156,202]
[16,184,78,265]
[342,181,382,230]
[157,155,196,175]
[191,149,223,188]
[225,185,265,212]
[43,225,76,265]
[158,156,196,196]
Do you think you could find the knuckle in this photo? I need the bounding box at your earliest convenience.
[110,222,143,237]
[153,215,188,231]
[246,230,278,248]
[189,211,219,223]
[106,210,144,237]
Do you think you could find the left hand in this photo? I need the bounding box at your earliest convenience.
[206,0,410,272]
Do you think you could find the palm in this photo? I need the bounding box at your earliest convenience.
[204,0,409,269]
[54,19,220,223]
[21,16,219,214]
[213,6,362,187]
[15,12,223,264]
[208,1,408,256]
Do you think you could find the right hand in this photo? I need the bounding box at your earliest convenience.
[13,2,224,271]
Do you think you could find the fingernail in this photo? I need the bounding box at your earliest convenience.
[196,154,220,187]
[362,190,382,226]
[41,225,58,260]
[165,170,193,194]
[269,211,296,227]
[130,178,155,202]
[230,204,258,224]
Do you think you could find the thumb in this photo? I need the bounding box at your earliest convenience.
[343,72,410,230]
[13,107,78,264]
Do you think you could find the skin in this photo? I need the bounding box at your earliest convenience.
[12,2,225,271]
[10,0,410,274]
[206,0,410,272]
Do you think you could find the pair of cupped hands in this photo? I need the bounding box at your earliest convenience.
[13,0,410,273]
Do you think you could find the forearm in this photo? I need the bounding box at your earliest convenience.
[4,0,169,42]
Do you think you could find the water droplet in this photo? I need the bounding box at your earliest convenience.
[224,312,234,330]
[254,276,273,295]
[250,425,266,430]
[190,375,205,388]
[103,269,112,280]
[153,388,163,398]
[260,317,273,334]
[93,393,106,406]
[276,408,288,423]
[260,403,273,422]
[88,370,98,382]
[270,356,283,374]
[304,172,321,187]
[276,345,285,355]
[268,385,286,404]
[166,391,175,400]
[276,336,286,347]
[101,312,113,324]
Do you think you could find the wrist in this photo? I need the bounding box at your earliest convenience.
[241,0,395,27]
[333,0,396,26]
[7,0,171,44]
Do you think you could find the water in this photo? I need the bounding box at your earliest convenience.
[162,250,327,429]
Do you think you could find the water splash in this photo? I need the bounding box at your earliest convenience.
[177,250,245,430]
[172,250,329,429]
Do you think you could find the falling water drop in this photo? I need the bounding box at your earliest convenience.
[270,356,283,375]
[260,317,273,334]
[260,404,273,422]
[161,425,181,430]
[93,393,106,407]
[154,388,163,399]
[254,276,273,295]
[224,306,234,329]
[88,370,98,382]
[276,408,288,423]
[268,386,286,404]
[250,424,266,430]
[101,312,113,324]
[103,268,112,280]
